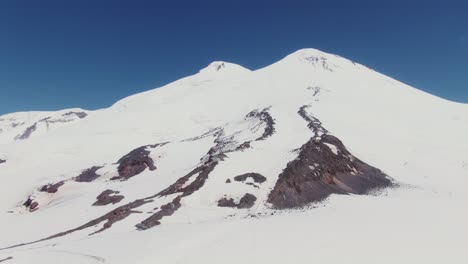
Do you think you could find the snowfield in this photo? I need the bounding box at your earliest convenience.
[0,48,467,263]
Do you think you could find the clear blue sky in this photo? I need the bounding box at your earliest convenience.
[1,0,467,114]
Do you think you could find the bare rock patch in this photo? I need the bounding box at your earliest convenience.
[39,181,65,193]
[93,190,124,206]
[111,143,166,181]
[267,106,393,209]
[234,173,266,184]
[75,166,103,182]
[218,193,257,209]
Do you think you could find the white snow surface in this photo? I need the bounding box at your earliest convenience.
[0,48,467,263]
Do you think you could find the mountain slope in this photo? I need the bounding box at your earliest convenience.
[0,48,467,264]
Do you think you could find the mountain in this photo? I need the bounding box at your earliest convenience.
[0,48,467,264]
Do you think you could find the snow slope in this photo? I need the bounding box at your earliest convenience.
[0,48,467,264]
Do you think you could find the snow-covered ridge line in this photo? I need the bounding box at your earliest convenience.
[0,108,89,144]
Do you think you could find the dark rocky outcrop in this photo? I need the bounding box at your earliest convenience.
[93,190,124,206]
[182,128,222,142]
[63,111,88,119]
[23,197,39,212]
[74,166,103,182]
[238,193,257,208]
[44,198,151,240]
[218,193,257,209]
[39,181,65,193]
[234,173,266,184]
[135,197,182,230]
[267,106,393,209]
[235,141,251,151]
[11,112,87,141]
[246,107,276,141]
[217,197,237,208]
[0,257,13,263]
[2,129,262,249]
[0,159,5,165]
[136,141,223,230]
[112,143,167,181]
[136,129,254,230]
[298,105,328,134]
[14,123,37,140]
[234,108,275,152]
[307,86,322,97]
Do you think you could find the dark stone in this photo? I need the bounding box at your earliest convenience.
[226,178,231,183]
[39,181,64,193]
[62,111,88,119]
[0,159,5,164]
[136,132,231,230]
[234,173,267,183]
[23,197,39,212]
[267,106,393,209]
[246,107,276,141]
[0,256,13,263]
[75,166,103,182]
[93,190,124,206]
[245,182,259,188]
[217,193,257,209]
[23,197,33,207]
[235,141,251,151]
[29,202,39,211]
[14,123,37,140]
[182,128,221,142]
[112,144,166,181]
[2,131,252,249]
[237,193,257,209]
[217,197,237,208]
[136,196,182,230]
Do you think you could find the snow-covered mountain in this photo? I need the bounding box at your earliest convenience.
[0,48,467,264]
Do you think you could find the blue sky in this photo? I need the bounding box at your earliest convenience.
[1,0,467,114]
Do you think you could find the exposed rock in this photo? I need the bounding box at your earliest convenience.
[136,129,243,230]
[53,198,151,238]
[74,166,103,182]
[14,123,37,140]
[238,193,257,208]
[217,197,237,208]
[233,108,275,152]
[217,193,257,209]
[39,181,64,193]
[245,182,259,188]
[235,141,251,151]
[0,256,13,263]
[246,107,276,141]
[23,197,39,212]
[135,196,182,230]
[0,159,5,164]
[298,105,328,135]
[226,178,231,183]
[307,86,321,96]
[93,190,124,206]
[303,56,335,71]
[29,202,39,211]
[234,173,266,183]
[23,198,33,207]
[267,106,393,209]
[63,111,88,119]
[3,130,255,248]
[182,127,222,142]
[112,143,166,181]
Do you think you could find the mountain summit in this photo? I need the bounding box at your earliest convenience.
[0,49,467,264]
